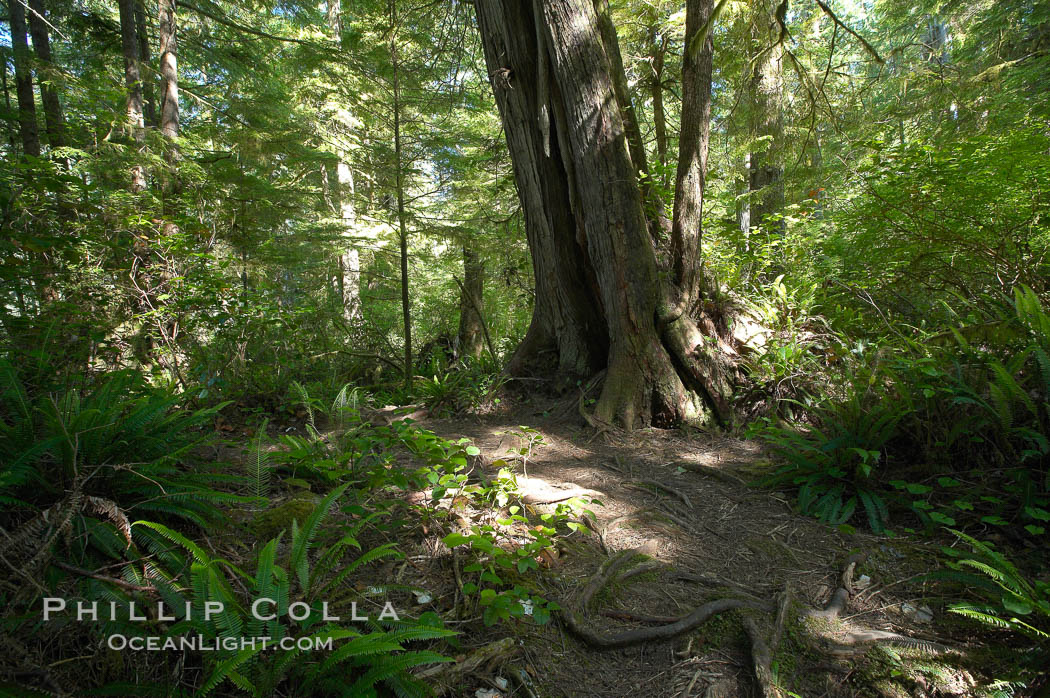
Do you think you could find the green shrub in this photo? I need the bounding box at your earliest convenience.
[755,393,906,532]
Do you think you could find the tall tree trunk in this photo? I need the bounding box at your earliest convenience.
[158,0,179,142]
[325,0,360,322]
[593,0,669,242]
[26,0,65,151]
[647,21,668,184]
[475,0,733,428]
[475,1,608,383]
[326,0,342,38]
[747,1,785,230]
[118,0,147,192]
[136,0,157,128]
[2,50,17,153]
[336,160,360,322]
[8,0,40,158]
[671,0,715,309]
[457,240,486,359]
[390,0,412,392]
[158,0,180,227]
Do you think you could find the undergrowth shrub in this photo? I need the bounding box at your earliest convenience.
[933,530,1050,694]
[753,286,1050,537]
[753,392,903,532]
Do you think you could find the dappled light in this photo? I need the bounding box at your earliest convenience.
[2,0,1048,695]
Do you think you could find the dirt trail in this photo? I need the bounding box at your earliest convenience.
[406,409,970,698]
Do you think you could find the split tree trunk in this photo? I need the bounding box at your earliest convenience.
[8,0,40,158]
[475,0,733,428]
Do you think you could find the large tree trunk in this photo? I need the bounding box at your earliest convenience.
[747,1,785,231]
[457,240,486,360]
[476,0,733,428]
[8,0,40,158]
[593,0,669,242]
[476,1,607,382]
[118,0,147,192]
[26,0,65,151]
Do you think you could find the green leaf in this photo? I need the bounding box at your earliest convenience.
[442,532,471,548]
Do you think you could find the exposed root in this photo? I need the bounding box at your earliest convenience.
[803,552,949,656]
[561,597,767,649]
[628,479,693,508]
[676,460,748,487]
[600,609,680,624]
[557,548,770,649]
[743,616,780,698]
[416,637,519,694]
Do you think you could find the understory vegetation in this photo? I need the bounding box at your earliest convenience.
[2,0,1049,695]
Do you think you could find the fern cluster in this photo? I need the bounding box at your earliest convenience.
[129,486,453,696]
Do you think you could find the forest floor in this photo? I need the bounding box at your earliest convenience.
[218,393,1007,698]
[362,395,995,698]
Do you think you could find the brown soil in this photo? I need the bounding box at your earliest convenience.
[385,398,984,698]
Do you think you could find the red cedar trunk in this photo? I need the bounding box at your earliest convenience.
[476,0,733,428]
[474,1,608,381]
[26,0,65,151]
[8,0,40,158]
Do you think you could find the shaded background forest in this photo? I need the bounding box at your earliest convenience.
[2,0,1050,695]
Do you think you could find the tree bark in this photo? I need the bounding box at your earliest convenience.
[748,1,785,231]
[8,0,40,158]
[647,22,668,182]
[593,0,669,242]
[671,0,715,308]
[159,0,179,142]
[457,240,486,359]
[118,0,147,192]
[136,0,157,128]
[325,0,360,322]
[390,0,412,392]
[476,0,733,428]
[475,1,608,382]
[26,0,65,151]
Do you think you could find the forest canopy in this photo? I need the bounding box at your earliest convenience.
[1,0,1049,695]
